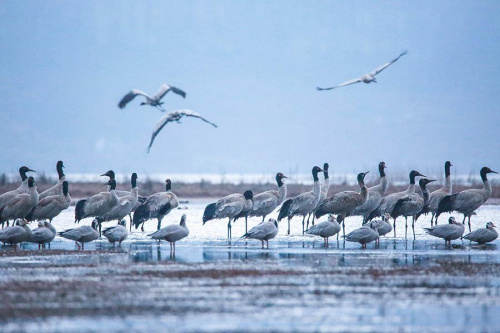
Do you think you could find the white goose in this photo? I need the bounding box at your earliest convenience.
[0,166,36,211]
[278,166,324,235]
[317,50,407,90]
[39,161,65,199]
[103,220,129,247]
[133,179,179,231]
[315,172,370,238]
[149,214,189,255]
[59,220,99,250]
[350,162,388,223]
[0,177,39,228]
[306,214,340,247]
[241,218,279,249]
[463,222,498,244]
[118,83,186,111]
[0,218,32,250]
[244,172,287,231]
[436,167,498,232]
[203,190,254,239]
[26,181,71,223]
[417,161,453,226]
[147,110,218,153]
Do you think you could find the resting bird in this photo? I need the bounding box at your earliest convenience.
[0,218,32,250]
[424,216,464,246]
[0,177,39,228]
[463,222,498,244]
[118,84,186,111]
[317,50,407,90]
[102,220,128,247]
[149,214,189,255]
[147,109,218,153]
[59,220,99,250]
[26,181,71,223]
[241,218,279,249]
[369,213,393,242]
[29,221,56,250]
[344,222,379,248]
[96,173,139,226]
[306,214,340,248]
[436,167,498,232]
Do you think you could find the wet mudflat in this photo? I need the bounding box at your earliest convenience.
[1,239,500,333]
[1,202,500,332]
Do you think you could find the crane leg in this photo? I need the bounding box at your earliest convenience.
[468,215,472,232]
[302,216,306,235]
[245,216,248,234]
[393,218,397,237]
[227,219,232,239]
[287,217,291,235]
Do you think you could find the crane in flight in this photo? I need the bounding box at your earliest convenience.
[118,84,186,111]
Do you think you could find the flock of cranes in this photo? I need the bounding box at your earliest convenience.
[0,160,497,252]
[118,83,218,153]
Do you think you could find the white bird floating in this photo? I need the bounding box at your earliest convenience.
[147,109,218,153]
[317,50,408,91]
[118,84,186,111]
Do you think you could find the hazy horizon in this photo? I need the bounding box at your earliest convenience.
[2,1,500,176]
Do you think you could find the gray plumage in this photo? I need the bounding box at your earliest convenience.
[350,162,388,222]
[118,84,186,110]
[27,181,70,222]
[241,218,279,249]
[0,219,32,249]
[419,161,453,225]
[436,167,498,232]
[0,166,36,210]
[39,161,65,199]
[278,166,324,235]
[0,177,39,227]
[148,109,218,153]
[306,214,340,247]
[308,163,330,229]
[30,221,56,249]
[369,213,393,239]
[97,173,139,224]
[149,214,189,255]
[78,179,119,222]
[59,220,99,250]
[463,222,498,244]
[424,216,464,246]
[317,50,407,90]
[249,173,287,223]
[344,221,379,248]
[103,220,128,246]
[203,190,253,239]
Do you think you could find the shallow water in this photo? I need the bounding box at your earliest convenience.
[1,201,499,332]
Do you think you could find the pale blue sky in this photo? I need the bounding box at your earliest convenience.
[1,1,499,178]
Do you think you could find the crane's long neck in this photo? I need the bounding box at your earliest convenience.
[481,171,492,197]
[443,163,452,193]
[312,170,321,197]
[406,173,417,193]
[359,179,368,201]
[421,185,430,205]
[277,182,287,205]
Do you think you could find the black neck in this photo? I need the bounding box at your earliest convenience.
[63,182,69,196]
[312,170,320,182]
[276,174,284,187]
[379,164,385,178]
[166,182,171,191]
[445,162,451,178]
[409,171,417,185]
[57,162,65,179]
[19,168,28,181]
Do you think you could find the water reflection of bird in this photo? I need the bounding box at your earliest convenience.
[317,50,407,90]
[147,109,218,153]
[118,84,186,111]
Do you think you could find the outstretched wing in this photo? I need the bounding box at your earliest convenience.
[118,89,151,108]
[178,109,218,128]
[147,114,176,153]
[369,50,408,77]
[153,84,187,101]
[316,78,363,91]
